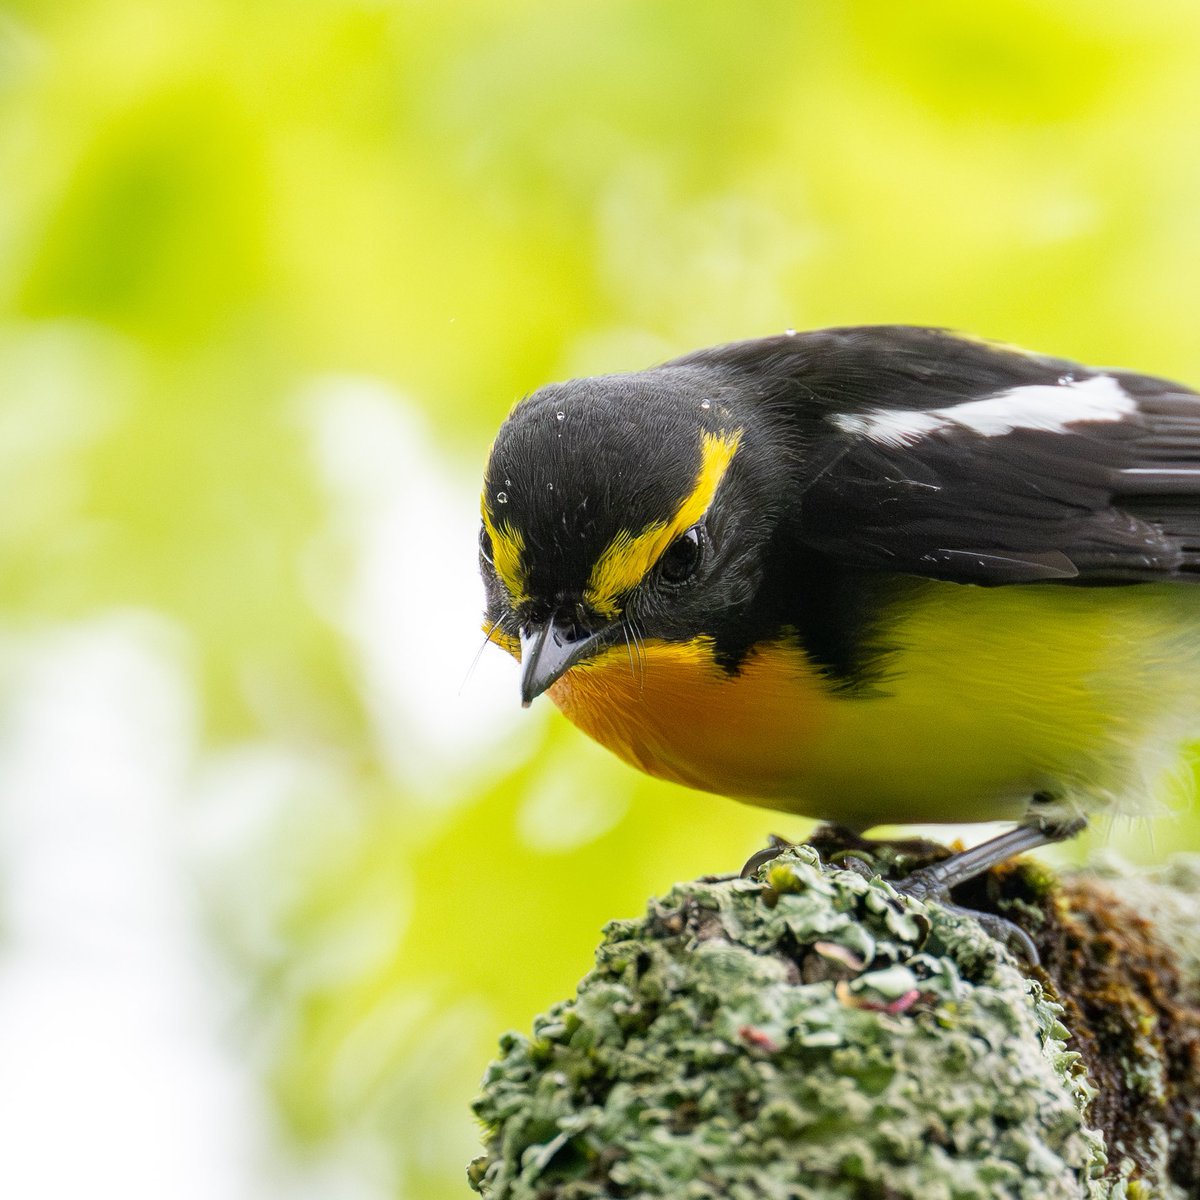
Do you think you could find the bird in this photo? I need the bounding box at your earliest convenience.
[477,325,1200,900]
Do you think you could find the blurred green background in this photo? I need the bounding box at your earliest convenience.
[3,1,1200,1196]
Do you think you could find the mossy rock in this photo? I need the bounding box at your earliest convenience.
[469,844,1200,1199]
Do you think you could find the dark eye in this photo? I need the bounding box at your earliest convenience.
[479,524,494,566]
[658,525,704,585]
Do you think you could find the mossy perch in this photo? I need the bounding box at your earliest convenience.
[468,838,1200,1199]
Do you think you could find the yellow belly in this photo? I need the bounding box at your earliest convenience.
[545,582,1200,827]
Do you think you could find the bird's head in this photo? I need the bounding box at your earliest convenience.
[479,365,784,705]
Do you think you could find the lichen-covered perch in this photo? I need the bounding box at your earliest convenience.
[468,839,1200,1199]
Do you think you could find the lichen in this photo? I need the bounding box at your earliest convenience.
[469,845,1123,1199]
[1032,856,1200,1193]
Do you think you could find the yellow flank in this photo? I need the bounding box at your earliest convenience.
[584,429,743,618]
[481,497,530,606]
[544,581,1200,828]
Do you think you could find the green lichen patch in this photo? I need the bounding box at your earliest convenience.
[469,845,1117,1199]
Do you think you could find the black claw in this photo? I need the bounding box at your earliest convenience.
[941,901,1041,965]
[739,834,794,879]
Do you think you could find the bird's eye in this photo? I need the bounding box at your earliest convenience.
[479,524,494,566]
[657,525,704,586]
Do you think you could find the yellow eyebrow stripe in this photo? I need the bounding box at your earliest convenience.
[584,429,743,619]
[481,498,530,606]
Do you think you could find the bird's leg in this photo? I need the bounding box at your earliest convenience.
[892,808,1087,903]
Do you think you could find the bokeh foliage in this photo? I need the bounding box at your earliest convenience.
[4,1,1200,1196]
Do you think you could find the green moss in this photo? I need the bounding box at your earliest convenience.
[470,846,1122,1199]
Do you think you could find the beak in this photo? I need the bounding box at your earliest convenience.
[519,615,608,707]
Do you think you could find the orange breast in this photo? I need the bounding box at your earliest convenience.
[547,637,837,801]
[542,634,1043,827]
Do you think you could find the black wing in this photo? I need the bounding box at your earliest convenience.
[687,327,1200,586]
[799,334,1200,584]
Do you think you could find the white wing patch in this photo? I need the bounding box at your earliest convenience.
[834,374,1138,448]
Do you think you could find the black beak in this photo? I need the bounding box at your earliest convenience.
[519,615,608,707]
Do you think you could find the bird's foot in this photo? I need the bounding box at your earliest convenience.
[886,868,1041,963]
[836,853,1040,961]
[863,811,1087,964]
[739,812,1087,964]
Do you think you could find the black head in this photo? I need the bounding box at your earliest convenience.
[480,363,785,703]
